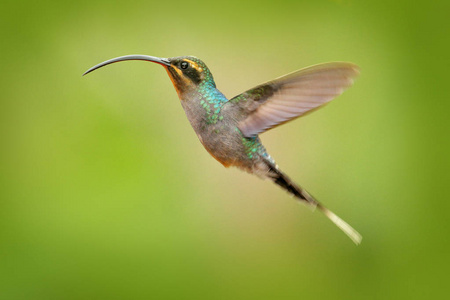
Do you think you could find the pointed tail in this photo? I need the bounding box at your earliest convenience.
[266,162,362,245]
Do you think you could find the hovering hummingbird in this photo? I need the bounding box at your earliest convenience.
[84,55,362,244]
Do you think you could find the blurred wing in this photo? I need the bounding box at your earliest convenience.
[231,62,360,137]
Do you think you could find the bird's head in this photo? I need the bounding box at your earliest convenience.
[83,55,216,98]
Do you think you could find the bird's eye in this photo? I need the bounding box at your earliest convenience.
[180,61,189,69]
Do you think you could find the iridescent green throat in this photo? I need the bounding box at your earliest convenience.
[198,84,228,125]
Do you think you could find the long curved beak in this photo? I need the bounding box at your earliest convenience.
[83,55,171,76]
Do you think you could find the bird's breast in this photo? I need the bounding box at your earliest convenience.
[179,91,255,170]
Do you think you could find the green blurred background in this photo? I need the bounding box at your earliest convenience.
[1,0,449,299]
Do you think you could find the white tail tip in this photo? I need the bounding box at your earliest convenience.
[317,204,362,245]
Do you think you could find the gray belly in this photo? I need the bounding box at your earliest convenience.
[197,123,245,165]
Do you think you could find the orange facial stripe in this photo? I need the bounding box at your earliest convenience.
[165,66,193,99]
[185,59,203,73]
[165,68,183,98]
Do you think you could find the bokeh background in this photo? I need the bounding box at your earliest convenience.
[1,0,449,299]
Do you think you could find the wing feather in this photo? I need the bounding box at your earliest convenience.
[231,62,360,137]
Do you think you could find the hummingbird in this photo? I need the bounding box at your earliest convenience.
[84,55,362,244]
